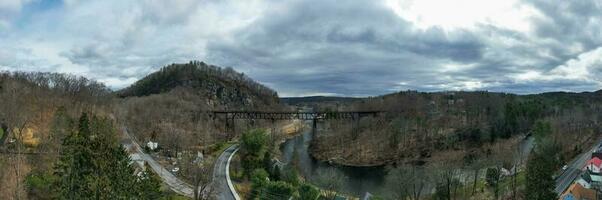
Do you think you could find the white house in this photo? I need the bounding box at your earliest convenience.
[585,157,602,173]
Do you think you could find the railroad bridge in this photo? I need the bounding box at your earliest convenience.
[210,111,382,136]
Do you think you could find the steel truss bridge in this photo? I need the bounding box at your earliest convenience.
[209,110,383,136]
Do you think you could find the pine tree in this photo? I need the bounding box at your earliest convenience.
[526,150,557,200]
[55,113,94,199]
[108,146,138,199]
[137,164,164,199]
[55,113,165,199]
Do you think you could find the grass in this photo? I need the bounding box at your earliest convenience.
[0,128,3,139]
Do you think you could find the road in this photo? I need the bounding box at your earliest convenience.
[214,144,240,200]
[554,138,602,194]
[121,128,195,197]
[122,127,241,199]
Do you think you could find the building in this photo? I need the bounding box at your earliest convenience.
[585,157,602,174]
[577,170,602,189]
[560,183,597,200]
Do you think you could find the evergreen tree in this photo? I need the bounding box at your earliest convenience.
[136,164,164,199]
[526,120,558,200]
[526,150,557,200]
[55,113,94,199]
[240,129,268,178]
[55,113,165,199]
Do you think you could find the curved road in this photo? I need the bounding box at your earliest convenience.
[214,144,240,200]
[121,128,240,199]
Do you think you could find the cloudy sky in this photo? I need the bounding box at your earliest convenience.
[1,0,601,97]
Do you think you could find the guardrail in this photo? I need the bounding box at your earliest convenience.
[226,146,241,200]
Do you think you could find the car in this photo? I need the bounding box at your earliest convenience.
[562,165,568,171]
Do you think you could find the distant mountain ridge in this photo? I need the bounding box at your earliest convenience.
[280,96,360,105]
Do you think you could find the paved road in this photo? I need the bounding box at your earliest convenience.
[555,138,602,194]
[122,127,241,199]
[214,144,240,200]
[121,128,195,198]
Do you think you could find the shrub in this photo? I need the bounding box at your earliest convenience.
[298,184,320,200]
[25,171,57,199]
[260,181,295,200]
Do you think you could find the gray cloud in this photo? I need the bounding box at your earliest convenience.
[206,0,489,96]
[2,0,602,96]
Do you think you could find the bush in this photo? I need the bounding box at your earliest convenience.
[251,169,270,188]
[241,129,269,177]
[260,181,295,200]
[298,184,320,200]
[281,165,301,187]
[25,171,57,199]
[250,169,270,200]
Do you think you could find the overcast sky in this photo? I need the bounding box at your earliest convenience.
[1,0,602,97]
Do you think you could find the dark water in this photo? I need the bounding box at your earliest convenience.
[280,121,388,197]
[279,121,535,198]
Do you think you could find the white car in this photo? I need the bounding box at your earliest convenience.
[562,165,568,171]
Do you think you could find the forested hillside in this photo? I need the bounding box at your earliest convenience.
[118,61,279,108]
[311,90,602,167]
[0,61,286,199]
[0,72,114,199]
[116,61,286,172]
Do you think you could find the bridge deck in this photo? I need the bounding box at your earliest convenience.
[210,111,382,120]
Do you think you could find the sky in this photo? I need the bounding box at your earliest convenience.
[1,0,602,97]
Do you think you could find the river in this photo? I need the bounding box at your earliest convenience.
[280,120,388,197]
[279,120,535,198]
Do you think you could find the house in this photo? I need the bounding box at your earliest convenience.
[576,170,602,189]
[560,183,597,200]
[146,141,158,151]
[129,153,146,174]
[576,172,592,189]
[585,157,602,173]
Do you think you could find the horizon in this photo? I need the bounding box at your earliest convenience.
[2,0,602,96]
[4,65,601,98]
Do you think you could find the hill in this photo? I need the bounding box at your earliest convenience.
[117,61,286,162]
[280,96,360,105]
[118,61,279,109]
[310,90,602,167]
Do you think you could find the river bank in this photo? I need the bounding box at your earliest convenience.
[279,120,539,198]
[279,121,387,197]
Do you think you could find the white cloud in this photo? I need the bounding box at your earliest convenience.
[550,47,602,81]
[385,0,539,32]
[1,0,602,95]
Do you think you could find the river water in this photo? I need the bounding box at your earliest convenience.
[280,120,388,197]
[279,120,535,198]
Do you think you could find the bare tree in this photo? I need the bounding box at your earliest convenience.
[180,152,215,200]
[386,165,428,200]
[313,168,346,200]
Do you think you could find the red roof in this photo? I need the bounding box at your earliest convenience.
[587,157,602,168]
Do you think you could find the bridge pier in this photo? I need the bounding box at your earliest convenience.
[311,118,317,136]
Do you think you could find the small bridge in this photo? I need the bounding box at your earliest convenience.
[210,110,383,136]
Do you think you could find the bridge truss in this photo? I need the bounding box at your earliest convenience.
[209,110,382,137]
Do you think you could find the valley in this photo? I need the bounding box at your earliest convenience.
[1,61,601,200]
